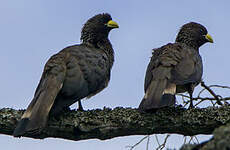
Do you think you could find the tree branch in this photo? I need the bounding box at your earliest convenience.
[200,81,223,105]
[181,123,230,150]
[1,106,230,141]
[178,82,230,107]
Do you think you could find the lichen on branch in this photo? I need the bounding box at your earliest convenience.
[1,105,230,141]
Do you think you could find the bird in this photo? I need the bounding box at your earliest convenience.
[13,13,119,137]
[138,22,213,112]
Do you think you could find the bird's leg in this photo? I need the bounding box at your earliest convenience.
[188,84,195,109]
[188,92,194,109]
[77,100,84,111]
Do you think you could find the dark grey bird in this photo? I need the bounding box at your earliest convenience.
[139,22,213,112]
[13,13,119,137]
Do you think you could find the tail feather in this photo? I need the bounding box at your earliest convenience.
[13,118,30,137]
[139,67,176,111]
[13,74,64,137]
[139,79,167,111]
[161,94,176,106]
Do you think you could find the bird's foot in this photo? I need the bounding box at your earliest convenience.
[77,101,84,111]
[77,106,84,111]
[188,103,194,109]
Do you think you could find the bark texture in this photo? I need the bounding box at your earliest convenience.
[1,106,230,141]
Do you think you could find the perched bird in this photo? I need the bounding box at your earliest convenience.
[13,13,119,137]
[139,22,213,112]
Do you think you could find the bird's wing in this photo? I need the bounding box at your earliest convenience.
[172,50,202,85]
[144,43,183,92]
[139,43,183,110]
[13,52,68,137]
[144,48,162,93]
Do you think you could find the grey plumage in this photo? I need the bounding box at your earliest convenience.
[13,13,119,137]
[139,22,213,111]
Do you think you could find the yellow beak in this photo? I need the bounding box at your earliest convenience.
[106,20,119,28]
[205,34,214,43]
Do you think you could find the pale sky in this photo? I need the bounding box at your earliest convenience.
[1,0,230,149]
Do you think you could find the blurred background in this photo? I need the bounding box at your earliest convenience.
[0,0,229,149]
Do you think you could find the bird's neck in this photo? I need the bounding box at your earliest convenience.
[97,38,114,70]
[176,40,200,51]
[83,38,114,70]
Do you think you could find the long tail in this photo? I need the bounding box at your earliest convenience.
[13,70,64,137]
[138,67,176,111]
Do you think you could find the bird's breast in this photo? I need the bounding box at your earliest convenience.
[61,49,111,98]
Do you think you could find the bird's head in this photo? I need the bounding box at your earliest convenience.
[176,22,213,49]
[81,13,119,45]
